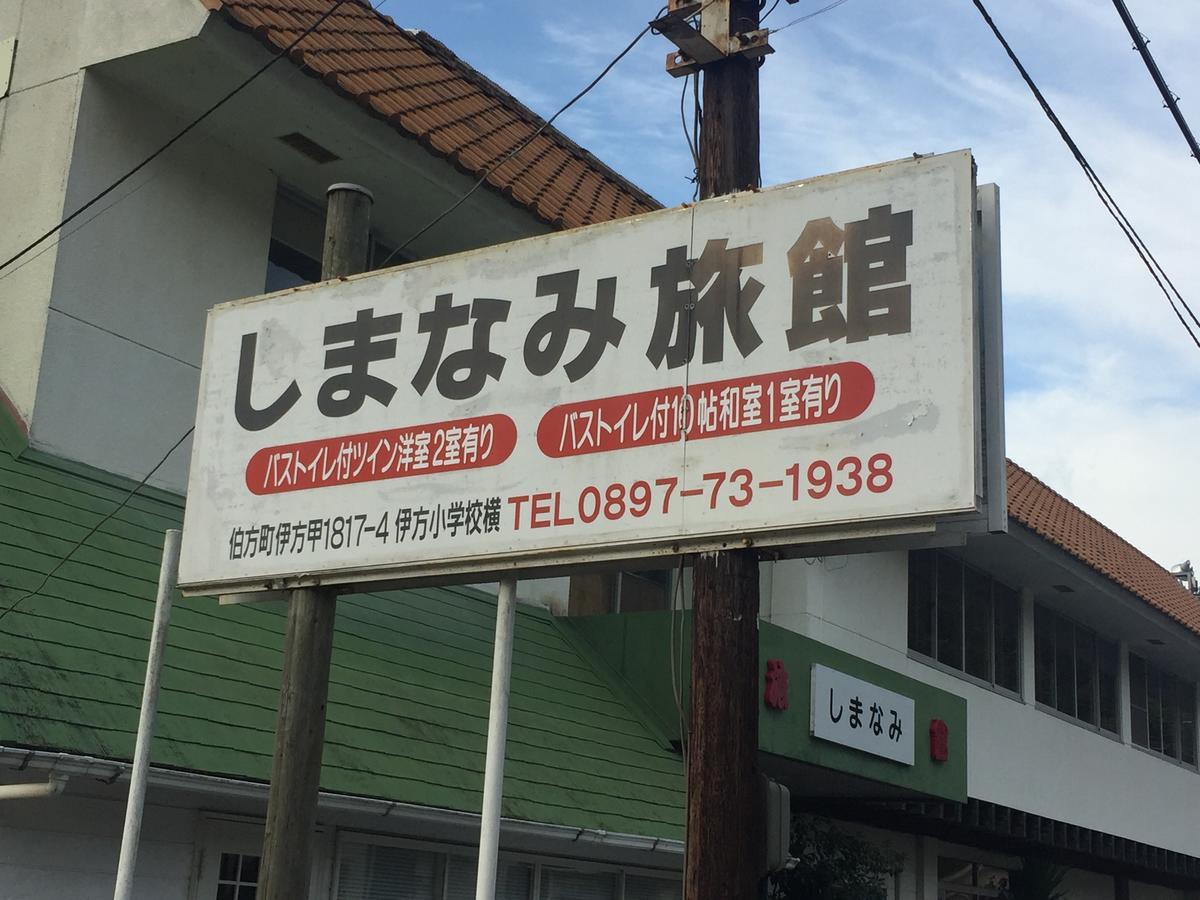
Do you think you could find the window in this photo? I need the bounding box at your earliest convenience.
[1033,606,1119,733]
[445,856,533,900]
[266,238,321,292]
[568,569,673,615]
[938,857,1008,899]
[625,875,682,900]
[334,836,680,900]
[538,868,618,900]
[337,843,438,900]
[216,853,260,900]
[266,187,408,293]
[908,551,1020,693]
[1129,653,1197,766]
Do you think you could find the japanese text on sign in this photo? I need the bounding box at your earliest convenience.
[810,664,915,765]
[180,151,982,593]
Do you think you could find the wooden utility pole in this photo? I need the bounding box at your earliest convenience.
[258,183,374,900]
[687,3,763,900]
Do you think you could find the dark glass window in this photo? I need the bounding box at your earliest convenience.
[1130,653,1149,747]
[908,551,1020,693]
[216,853,259,900]
[992,583,1020,692]
[1054,615,1076,718]
[936,554,963,669]
[1097,639,1119,734]
[1130,653,1197,766]
[1182,682,1197,766]
[1034,605,1055,706]
[265,238,320,292]
[1074,628,1096,726]
[265,186,404,295]
[1033,606,1118,733]
[908,551,935,658]
[963,567,991,681]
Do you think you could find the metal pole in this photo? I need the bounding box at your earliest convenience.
[474,576,518,900]
[113,528,181,900]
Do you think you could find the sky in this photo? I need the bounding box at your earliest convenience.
[378,0,1199,570]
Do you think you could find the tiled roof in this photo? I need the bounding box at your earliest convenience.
[200,0,661,230]
[0,429,685,838]
[1006,459,1200,636]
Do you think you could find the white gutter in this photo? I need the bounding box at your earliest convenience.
[0,773,68,800]
[0,747,683,857]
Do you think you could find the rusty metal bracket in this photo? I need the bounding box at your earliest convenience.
[652,0,774,78]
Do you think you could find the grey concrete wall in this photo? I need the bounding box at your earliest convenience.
[32,70,276,489]
[0,0,207,423]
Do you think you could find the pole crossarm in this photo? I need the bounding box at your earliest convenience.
[652,0,773,77]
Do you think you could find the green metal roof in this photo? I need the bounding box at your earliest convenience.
[0,416,685,839]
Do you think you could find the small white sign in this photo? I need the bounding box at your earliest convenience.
[810,664,915,765]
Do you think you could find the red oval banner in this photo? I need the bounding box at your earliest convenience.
[537,362,874,458]
[246,414,517,495]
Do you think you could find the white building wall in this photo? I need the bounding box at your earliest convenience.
[30,69,276,490]
[0,792,196,900]
[767,552,1200,858]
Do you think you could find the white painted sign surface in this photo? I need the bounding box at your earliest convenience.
[810,664,915,765]
[179,151,983,593]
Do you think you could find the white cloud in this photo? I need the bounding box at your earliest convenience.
[1007,366,1200,570]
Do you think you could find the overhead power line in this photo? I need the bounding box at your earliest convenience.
[769,0,852,34]
[0,427,195,629]
[1109,0,1200,167]
[1,9,663,629]
[971,0,1200,350]
[379,18,657,268]
[0,0,352,277]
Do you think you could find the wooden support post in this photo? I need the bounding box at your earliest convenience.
[258,183,373,900]
[685,5,762,900]
[697,0,760,200]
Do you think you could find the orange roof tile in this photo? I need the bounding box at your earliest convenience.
[1006,459,1200,637]
[201,0,661,230]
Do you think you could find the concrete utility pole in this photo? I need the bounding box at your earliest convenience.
[690,3,762,899]
[258,183,374,900]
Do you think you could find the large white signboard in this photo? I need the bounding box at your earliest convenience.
[180,151,986,593]
[810,664,915,766]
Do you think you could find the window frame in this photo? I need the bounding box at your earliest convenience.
[1032,605,1121,739]
[188,814,331,900]
[1128,651,1199,770]
[266,184,408,295]
[907,551,1022,700]
[331,830,683,900]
